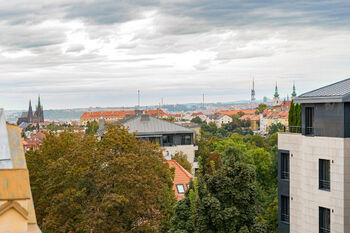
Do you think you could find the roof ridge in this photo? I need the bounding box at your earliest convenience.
[167,160,193,179]
[300,77,350,97]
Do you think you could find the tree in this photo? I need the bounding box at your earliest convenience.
[256,104,267,114]
[26,125,176,232]
[193,160,263,233]
[268,123,284,135]
[172,152,192,173]
[191,116,203,124]
[85,120,99,135]
[237,111,245,117]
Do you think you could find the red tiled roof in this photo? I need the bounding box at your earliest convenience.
[80,109,167,119]
[216,109,256,116]
[191,112,203,116]
[165,160,193,200]
[239,114,260,121]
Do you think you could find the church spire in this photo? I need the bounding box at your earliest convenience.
[292,81,297,98]
[28,99,33,122]
[274,82,279,98]
[38,95,41,109]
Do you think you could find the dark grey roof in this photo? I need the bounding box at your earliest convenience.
[114,114,194,135]
[295,78,350,103]
[208,114,225,120]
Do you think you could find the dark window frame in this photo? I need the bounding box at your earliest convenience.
[305,107,314,135]
[319,207,330,233]
[319,159,330,191]
[281,195,290,223]
[281,152,289,180]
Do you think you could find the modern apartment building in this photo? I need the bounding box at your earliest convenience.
[98,112,198,174]
[278,78,350,233]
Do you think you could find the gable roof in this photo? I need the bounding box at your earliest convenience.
[295,78,350,103]
[165,160,193,200]
[115,114,194,135]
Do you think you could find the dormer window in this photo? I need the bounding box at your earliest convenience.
[176,184,185,194]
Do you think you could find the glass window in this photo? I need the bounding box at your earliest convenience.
[281,153,289,180]
[319,207,330,233]
[186,184,190,190]
[163,135,173,146]
[281,195,289,223]
[319,159,330,191]
[176,184,185,194]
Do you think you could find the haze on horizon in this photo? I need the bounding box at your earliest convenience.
[0,0,349,110]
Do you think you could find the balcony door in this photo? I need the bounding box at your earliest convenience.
[305,107,314,135]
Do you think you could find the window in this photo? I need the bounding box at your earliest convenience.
[176,184,185,194]
[319,159,330,191]
[281,153,289,180]
[181,135,192,145]
[319,207,330,233]
[186,184,190,190]
[305,107,314,135]
[281,195,289,223]
[162,135,173,146]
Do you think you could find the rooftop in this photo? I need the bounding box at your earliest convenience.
[295,78,350,103]
[115,114,194,135]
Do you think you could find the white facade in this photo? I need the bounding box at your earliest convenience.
[279,133,350,233]
[163,145,199,174]
[206,115,232,128]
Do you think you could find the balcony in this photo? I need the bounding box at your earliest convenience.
[282,126,324,137]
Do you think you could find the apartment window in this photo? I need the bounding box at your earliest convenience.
[305,107,314,135]
[162,135,173,146]
[319,159,330,191]
[281,195,289,223]
[281,153,289,180]
[319,207,330,233]
[176,184,185,194]
[181,135,192,145]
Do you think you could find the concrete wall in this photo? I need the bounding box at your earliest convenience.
[279,133,350,233]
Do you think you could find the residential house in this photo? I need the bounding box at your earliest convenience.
[99,112,198,174]
[239,114,260,131]
[206,114,233,128]
[166,160,193,200]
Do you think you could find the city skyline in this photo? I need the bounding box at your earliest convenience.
[0,0,349,109]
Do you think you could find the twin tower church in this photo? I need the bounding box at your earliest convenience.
[250,79,297,106]
[17,96,44,126]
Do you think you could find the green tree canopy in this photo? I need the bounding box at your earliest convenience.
[27,125,176,232]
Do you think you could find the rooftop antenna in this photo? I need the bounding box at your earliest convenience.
[202,93,205,109]
[137,90,140,109]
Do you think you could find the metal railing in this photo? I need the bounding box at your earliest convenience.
[281,213,289,222]
[281,171,289,180]
[283,126,324,137]
[320,227,330,233]
[319,179,330,191]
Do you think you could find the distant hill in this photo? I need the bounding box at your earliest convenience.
[5,99,264,123]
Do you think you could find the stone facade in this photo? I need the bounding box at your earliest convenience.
[279,132,350,233]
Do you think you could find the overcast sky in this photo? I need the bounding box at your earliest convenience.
[0,0,350,109]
